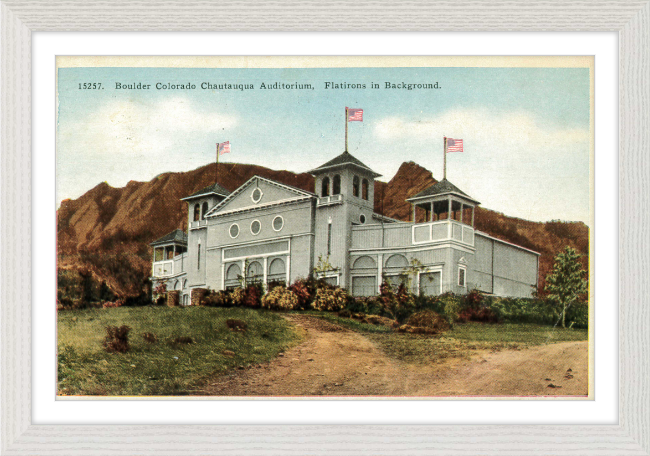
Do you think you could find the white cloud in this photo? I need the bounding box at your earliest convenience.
[374,108,589,160]
[58,97,237,160]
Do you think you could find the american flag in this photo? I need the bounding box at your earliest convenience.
[217,141,231,156]
[347,108,363,122]
[446,138,463,153]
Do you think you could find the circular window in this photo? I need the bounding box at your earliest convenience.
[272,215,284,232]
[229,223,239,238]
[251,188,263,203]
[250,220,261,235]
[359,214,366,224]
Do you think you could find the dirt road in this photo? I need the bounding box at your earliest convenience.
[197,315,588,397]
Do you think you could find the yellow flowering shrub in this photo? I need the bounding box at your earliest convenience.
[261,286,299,310]
[312,287,348,312]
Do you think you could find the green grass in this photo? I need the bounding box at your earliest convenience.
[58,306,302,396]
[305,312,588,365]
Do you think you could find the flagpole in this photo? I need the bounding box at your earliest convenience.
[345,107,349,152]
[216,143,220,184]
[443,136,447,180]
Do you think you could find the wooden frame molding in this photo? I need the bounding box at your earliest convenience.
[1,1,649,455]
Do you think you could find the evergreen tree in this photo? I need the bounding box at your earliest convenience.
[545,246,588,328]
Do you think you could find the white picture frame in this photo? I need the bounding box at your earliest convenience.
[1,1,648,454]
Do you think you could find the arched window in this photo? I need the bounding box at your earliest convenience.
[385,254,409,269]
[193,203,200,221]
[352,175,360,197]
[226,263,241,281]
[201,201,209,219]
[362,179,369,200]
[321,177,330,197]
[332,175,341,195]
[246,261,263,285]
[353,255,377,269]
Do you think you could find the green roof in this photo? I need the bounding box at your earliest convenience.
[309,151,381,177]
[150,229,188,246]
[181,182,231,200]
[407,179,479,204]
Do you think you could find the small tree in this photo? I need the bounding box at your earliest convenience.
[545,246,588,328]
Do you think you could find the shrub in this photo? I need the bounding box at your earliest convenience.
[406,310,450,332]
[142,332,157,343]
[457,306,500,324]
[565,301,589,329]
[378,282,416,323]
[243,284,263,308]
[464,289,484,309]
[230,287,246,307]
[202,290,232,307]
[289,279,312,309]
[261,286,299,310]
[226,319,248,332]
[313,287,348,312]
[439,293,462,326]
[102,325,131,353]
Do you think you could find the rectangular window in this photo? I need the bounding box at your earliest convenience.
[327,222,332,256]
[197,245,201,270]
[458,266,466,287]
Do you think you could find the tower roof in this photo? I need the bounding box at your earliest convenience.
[308,151,381,177]
[181,182,231,201]
[407,178,480,205]
[150,229,188,246]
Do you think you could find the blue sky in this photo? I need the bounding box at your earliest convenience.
[57,66,590,223]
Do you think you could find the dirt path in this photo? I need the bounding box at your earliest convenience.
[196,315,588,397]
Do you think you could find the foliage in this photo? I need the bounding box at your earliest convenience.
[313,254,340,274]
[243,284,263,308]
[202,290,233,307]
[457,306,500,324]
[102,325,131,353]
[440,293,462,327]
[230,287,246,307]
[153,282,167,302]
[288,278,313,310]
[378,281,416,323]
[142,332,158,343]
[312,287,349,312]
[544,246,588,328]
[226,319,248,332]
[261,286,299,310]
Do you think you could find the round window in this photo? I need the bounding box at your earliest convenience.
[250,220,261,235]
[251,188,263,203]
[229,223,239,238]
[359,214,366,224]
[272,216,284,232]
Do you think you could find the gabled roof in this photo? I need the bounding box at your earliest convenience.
[180,182,231,201]
[407,179,480,205]
[308,151,381,177]
[150,229,188,246]
[204,175,316,218]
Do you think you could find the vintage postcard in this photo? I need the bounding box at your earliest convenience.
[56,56,593,398]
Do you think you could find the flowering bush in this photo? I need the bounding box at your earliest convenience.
[289,279,312,309]
[103,325,131,353]
[312,287,348,312]
[261,286,299,310]
[230,287,246,307]
[243,284,263,308]
[102,298,125,309]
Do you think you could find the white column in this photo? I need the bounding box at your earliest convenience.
[377,254,383,294]
[263,257,268,291]
[220,263,225,291]
[241,259,246,286]
[286,255,291,285]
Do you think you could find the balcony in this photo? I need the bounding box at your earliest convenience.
[317,194,343,207]
[152,260,174,277]
[350,219,474,250]
[190,219,208,229]
[412,219,474,246]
